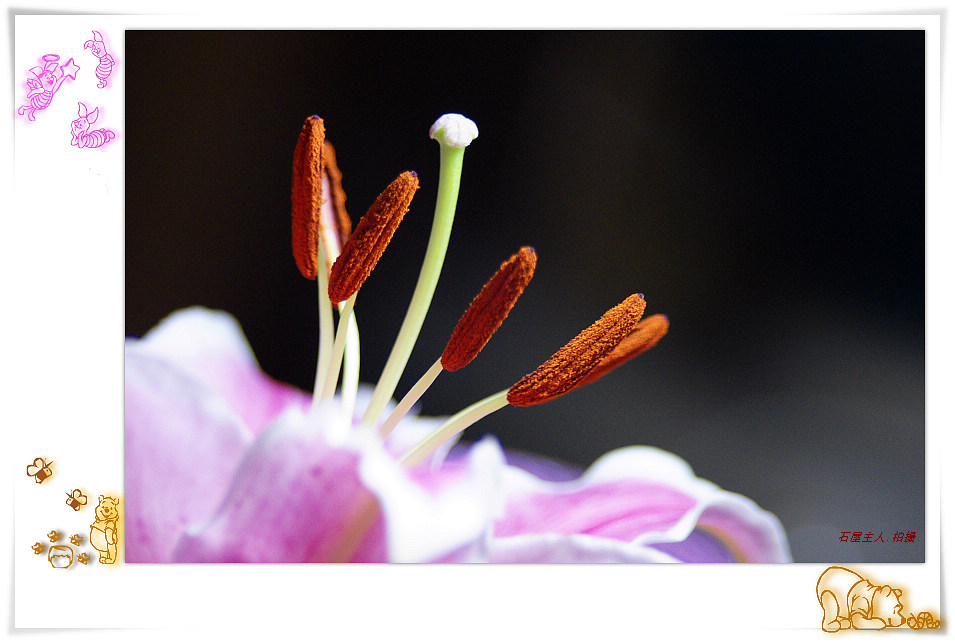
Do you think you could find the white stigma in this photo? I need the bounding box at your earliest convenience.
[429,113,479,148]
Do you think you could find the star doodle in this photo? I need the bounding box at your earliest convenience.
[59,58,80,80]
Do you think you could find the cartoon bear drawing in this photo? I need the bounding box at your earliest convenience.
[89,495,119,564]
[816,566,905,632]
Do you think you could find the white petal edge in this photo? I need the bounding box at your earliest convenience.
[499,445,791,562]
[490,533,681,563]
[128,306,260,368]
[360,435,506,562]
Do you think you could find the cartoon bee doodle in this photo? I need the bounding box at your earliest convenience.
[71,102,115,149]
[84,31,114,89]
[65,489,88,511]
[26,457,53,483]
[17,55,79,121]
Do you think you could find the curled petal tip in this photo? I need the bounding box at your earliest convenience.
[430,114,479,148]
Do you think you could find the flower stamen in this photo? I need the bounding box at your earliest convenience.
[321,141,360,412]
[506,293,647,406]
[292,118,352,277]
[320,171,419,401]
[572,313,669,390]
[378,247,536,440]
[321,141,352,248]
[400,294,664,467]
[441,246,537,372]
[292,116,343,404]
[291,115,326,281]
[327,171,419,303]
[399,390,509,468]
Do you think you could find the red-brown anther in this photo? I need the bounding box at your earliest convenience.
[506,294,648,407]
[572,313,669,390]
[327,171,419,303]
[441,247,537,372]
[291,115,326,280]
[322,140,352,245]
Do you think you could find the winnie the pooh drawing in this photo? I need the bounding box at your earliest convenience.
[89,495,119,564]
[816,566,905,632]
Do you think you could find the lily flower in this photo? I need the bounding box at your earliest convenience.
[124,113,790,563]
[126,307,504,563]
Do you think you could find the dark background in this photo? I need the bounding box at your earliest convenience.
[125,30,925,562]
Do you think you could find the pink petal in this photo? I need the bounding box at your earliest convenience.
[494,478,695,540]
[171,405,379,562]
[130,307,311,435]
[172,407,504,563]
[491,446,791,563]
[645,528,739,563]
[676,498,791,563]
[124,350,253,562]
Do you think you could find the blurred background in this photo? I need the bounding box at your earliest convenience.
[125,30,924,562]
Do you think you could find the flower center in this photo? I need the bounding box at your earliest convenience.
[290,113,670,471]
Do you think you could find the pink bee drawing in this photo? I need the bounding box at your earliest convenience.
[17,55,79,121]
[84,31,114,89]
[71,102,115,149]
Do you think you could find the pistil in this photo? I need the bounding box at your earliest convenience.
[361,114,479,428]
